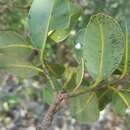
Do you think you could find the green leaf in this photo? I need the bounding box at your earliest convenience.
[119,20,129,78]
[84,13,124,81]
[111,88,130,116]
[74,29,85,62]
[50,29,69,42]
[46,62,65,78]
[64,71,76,92]
[28,0,55,48]
[49,0,71,30]
[69,92,99,123]
[122,19,130,72]
[28,0,70,49]
[63,67,77,91]
[72,58,84,92]
[50,76,62,92]
[0,55,40,77]
[97,89,113,110]
[69,2,82,27]
[64,59,84,92]
[0,31,42,77]
[42,84,54,105]
[0,32,32,57]
[76,58,84,86]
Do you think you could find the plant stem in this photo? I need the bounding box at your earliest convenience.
[37,75,128,130]
[37,92,69,130]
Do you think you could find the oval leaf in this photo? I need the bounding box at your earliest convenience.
[84,14,124,80]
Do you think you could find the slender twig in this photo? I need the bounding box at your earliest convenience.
[42,63,57,94]
[71,74,130,98]
[37,92,69,130]
[70,84,107,97]
[37,74,130,130]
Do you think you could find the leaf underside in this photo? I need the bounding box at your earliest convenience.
[84,14,124,80]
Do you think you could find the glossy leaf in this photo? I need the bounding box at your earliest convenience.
[84,14,124,80]
[28,0,55,48]
[28,0,71,49]
[69,92,99,123]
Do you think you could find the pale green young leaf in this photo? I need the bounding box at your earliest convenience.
[50,29,69,42]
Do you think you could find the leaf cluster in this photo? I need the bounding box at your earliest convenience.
[1,0,130,124]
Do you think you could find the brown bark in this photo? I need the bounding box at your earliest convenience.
[37,92,69,130]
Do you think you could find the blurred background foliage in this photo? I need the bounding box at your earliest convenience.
[0,0,130,129]
[1,0,130,32]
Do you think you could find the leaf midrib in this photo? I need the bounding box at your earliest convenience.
[91,22,105,88]
[40,0,55,65]
[0,64,43,73]
[98,23,105,80]
[0,44,34,49]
